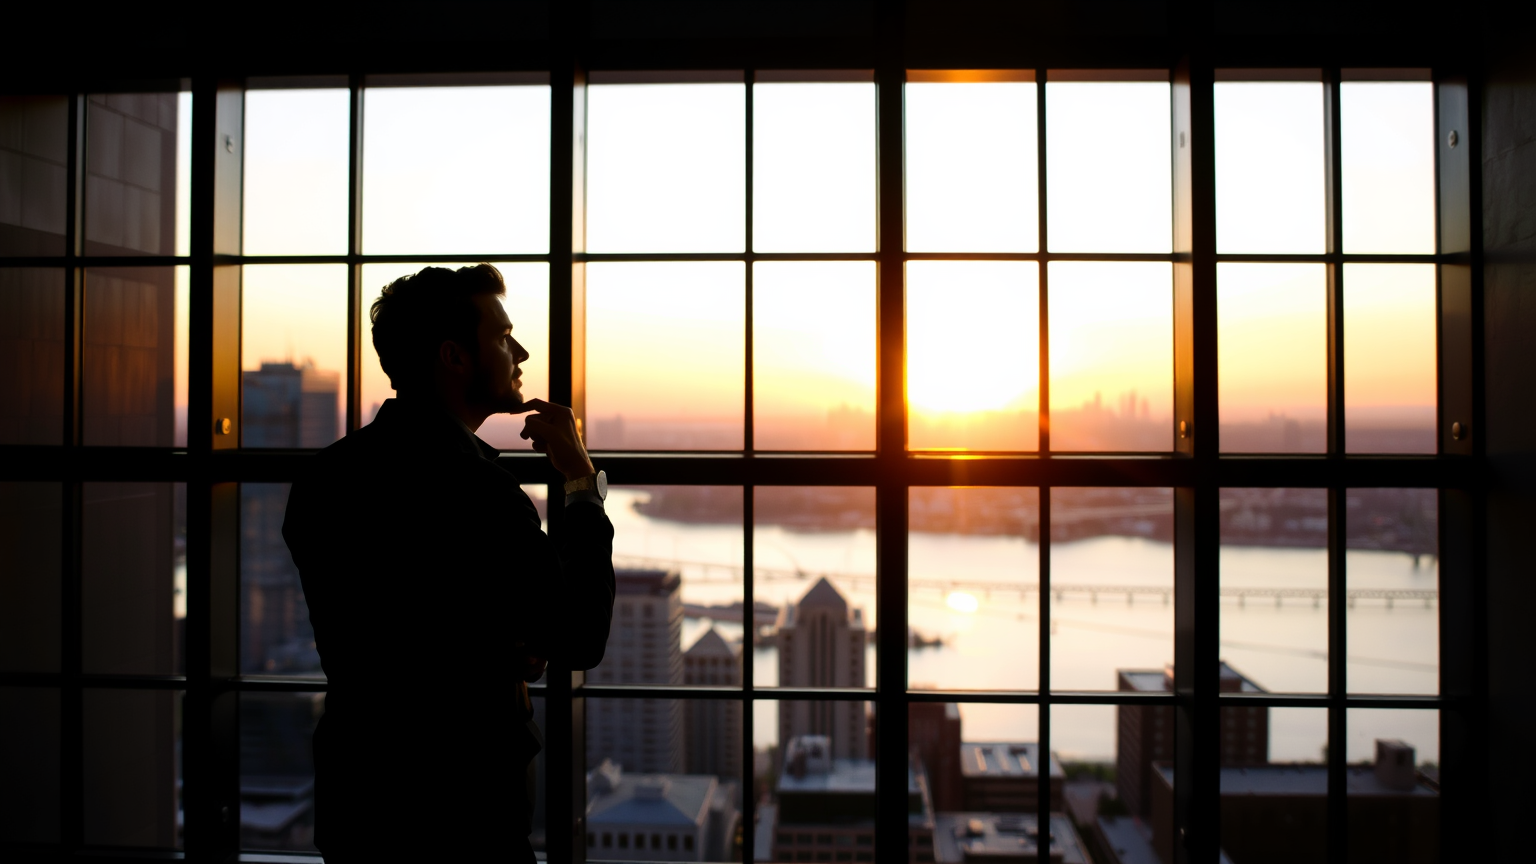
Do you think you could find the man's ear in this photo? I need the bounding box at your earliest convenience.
[437,339,472,376]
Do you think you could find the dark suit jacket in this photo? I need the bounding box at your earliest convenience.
[282,398,615,858]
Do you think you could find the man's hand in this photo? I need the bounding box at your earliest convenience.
[512,399,596,481]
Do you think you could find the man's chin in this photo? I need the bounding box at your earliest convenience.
[498,391,526,413]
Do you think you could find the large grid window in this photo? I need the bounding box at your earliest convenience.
[0,39,1477,864]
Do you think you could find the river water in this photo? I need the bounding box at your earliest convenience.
[604,488,1441,765]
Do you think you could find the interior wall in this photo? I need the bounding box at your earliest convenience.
[1480,25,1536,863]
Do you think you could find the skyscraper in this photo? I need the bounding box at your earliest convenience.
[586,569,685,774]
[240,361,338,676]
[776,577,868,761]
[682,626,742,782]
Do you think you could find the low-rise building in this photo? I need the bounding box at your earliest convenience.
[763,734,935,863]
[933,812,1094,864]
[960,742,1065,813]
[586,759,739,862]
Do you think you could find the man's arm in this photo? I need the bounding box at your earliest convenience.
[515,399,616,670]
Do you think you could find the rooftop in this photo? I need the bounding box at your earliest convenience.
[778,577,866,630]
[1117,661,1265,693]
[933,812,1091,864]
[614,568,682,598]
[586,760,721,827]
[684,625,740,659]
[959,742,1066,780]
[1095,816,1161,864]
[1152,762,1439,797]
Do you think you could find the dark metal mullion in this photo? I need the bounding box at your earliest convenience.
[874,5,909,861]
[58,90,86,855]
[745,70,755,456]
[741,482,756,864]
[544,19,584,858]
[1322,67,1349,864]
[345,76,364,434]
[742,77,757,860]
[1034,65,1054,848]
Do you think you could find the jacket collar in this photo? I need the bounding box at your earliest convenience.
[372,398,500,461]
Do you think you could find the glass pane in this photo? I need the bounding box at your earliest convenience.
[84,91,188,256]
[362,85,550,254]
[0,687,60,844]
[1050,488,1173,690]
[82,483,184,675]
[1220,489,1329,694]
[1047,81,1171,253]
[753,261,875,450]
[754,82,875,252]
[587,82,744,253]
[0,96,68,256]
[0,482,61,673]
[1058,703,1172,862]
[243,88,350,255]
[1215,82,1326,254]
[908,488,1040,691]
[586,262,744,450]
[1048,262,1172,452]
[1347,489,1438,695]
[905,81,1038,252]
[757,700,876,863]
[240,691,321,852]
[0,267,63,445]
[1342,81,1436,254]
[1221,708,1328,862]
[241,483,322,678]
[1346,709,1440,860]
[1345,264,1437,453]
[907,261,1039,452]
[83,689,182,847]
[754,487,876,689]
[242,264,347,449]
[592,485,744,687]
[586,697,744,862]
[83,266,185,447]
[358,262,549,450]
[1219,263,1326,453]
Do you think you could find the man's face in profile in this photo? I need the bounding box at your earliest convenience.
[466,293,530,414]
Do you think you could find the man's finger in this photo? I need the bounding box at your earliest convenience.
[504,397,551,415]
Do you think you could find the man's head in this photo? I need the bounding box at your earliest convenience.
[370,264,529,418]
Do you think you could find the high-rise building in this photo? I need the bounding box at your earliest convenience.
[776,578,868,761]
[238,362,339,677]
[587,569,685,773]
[242,360,340,449]
[682,626,742,782]
[1116,662,1269,817]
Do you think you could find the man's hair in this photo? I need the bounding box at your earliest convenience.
[370,264,507,390]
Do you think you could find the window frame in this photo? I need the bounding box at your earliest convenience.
[0,12,1482,864]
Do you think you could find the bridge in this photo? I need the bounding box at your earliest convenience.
[612,556,1437,609]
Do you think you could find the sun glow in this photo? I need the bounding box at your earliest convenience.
[906,261,1040,420]
[946,591,980,614]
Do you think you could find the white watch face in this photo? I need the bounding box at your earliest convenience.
[594,470,608,500]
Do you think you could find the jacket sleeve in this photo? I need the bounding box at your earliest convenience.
[544,500,617,670]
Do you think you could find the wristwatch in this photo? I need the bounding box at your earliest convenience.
[563,469,608,501]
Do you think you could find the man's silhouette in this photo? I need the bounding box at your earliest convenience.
[283,264,614,863]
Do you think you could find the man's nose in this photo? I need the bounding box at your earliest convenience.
[511,337,530,364]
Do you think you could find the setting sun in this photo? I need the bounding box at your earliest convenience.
[946,591,981,614]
